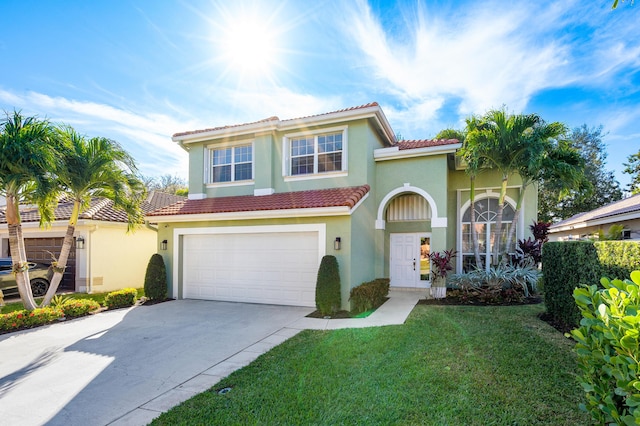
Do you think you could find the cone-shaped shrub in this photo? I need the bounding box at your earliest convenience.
[315,255,341,315]
[144,254,168,301]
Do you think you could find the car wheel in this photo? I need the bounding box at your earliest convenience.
[30,278,50,297]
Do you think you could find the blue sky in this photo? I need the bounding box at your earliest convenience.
[1,0,638,189]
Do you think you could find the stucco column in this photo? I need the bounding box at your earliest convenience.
[430,226,447,256]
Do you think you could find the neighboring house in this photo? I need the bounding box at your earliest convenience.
[146,103,537,308]
[549,193,640,241]
[0,191,185,293]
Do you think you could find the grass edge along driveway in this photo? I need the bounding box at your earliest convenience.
[153,304,588,426]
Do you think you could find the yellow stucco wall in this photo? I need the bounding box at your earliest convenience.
[84,224,157,293]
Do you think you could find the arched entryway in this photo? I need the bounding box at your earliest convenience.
[376,184,447,288]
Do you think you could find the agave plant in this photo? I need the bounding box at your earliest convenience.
[448,264,540,298]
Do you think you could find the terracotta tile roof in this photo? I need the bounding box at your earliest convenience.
[172,103,380,138]
[146,185,371,217]
[550,193,640,230]
[173,116,280,138]
[0,192,186,224]
[279,102,380,124]
[396,139,460,150]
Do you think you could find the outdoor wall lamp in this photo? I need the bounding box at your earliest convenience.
[76,236,85,250]
[161,240,168,251]
[334,237,341,251]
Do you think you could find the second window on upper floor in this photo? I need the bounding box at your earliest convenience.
[283,127,347,178]
[207,143,253,184]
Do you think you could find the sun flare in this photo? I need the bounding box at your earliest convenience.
[220,14,279,78]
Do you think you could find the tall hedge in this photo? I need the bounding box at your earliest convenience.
[144,254,168,301]
[595,241,640,279]
[543,242,600,327]
[315,255,341,316]
[542,241,640,327]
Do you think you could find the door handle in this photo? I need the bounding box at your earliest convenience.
[413,259,416,271]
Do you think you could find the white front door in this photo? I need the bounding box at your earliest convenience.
[390,233,431,288]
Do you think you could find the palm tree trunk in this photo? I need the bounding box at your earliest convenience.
[492,176,508,266]
[6,194,37,310]
[470,177,482,269]
[41,200,80,306]
[503,186,525,265]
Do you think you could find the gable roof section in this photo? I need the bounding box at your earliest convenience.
[396,139,460,150]
[550,193,640,232]
[146,185,370,222]
[374,138,461,161]
[0,191,186,225]
[172,102,396,147]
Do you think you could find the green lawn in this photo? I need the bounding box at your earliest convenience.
[152,304,588,425]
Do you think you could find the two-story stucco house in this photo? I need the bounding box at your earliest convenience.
[146,103,537,309]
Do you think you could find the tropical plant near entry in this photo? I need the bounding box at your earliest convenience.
[448,263,539,299]
[440,127,484,269]
[0,111,61,310]
[530,220,551,243]
[144,254,168,301]
[502,123,582,263]
[429,249,457,280]
[40,126,145,306]
[465,109,541,265]
[315,255,341,316]
[570,271,640,425]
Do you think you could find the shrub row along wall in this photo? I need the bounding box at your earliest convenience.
[349,278,390,314]
[542,241,640,327]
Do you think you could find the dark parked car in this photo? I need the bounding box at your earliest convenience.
[0,258,52,297]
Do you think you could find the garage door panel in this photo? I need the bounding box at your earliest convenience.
[183,231,319,307]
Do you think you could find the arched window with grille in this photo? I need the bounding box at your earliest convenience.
[460,197,516,271]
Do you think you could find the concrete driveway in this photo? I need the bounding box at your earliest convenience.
[0,300,313,426]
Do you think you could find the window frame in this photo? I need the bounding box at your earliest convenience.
[459,196,517,271]
[205,140,255,187]
[282,126,348,180]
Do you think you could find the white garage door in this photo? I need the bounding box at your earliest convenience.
[182,231,319,307]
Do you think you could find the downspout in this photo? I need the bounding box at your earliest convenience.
[144,220,158,232]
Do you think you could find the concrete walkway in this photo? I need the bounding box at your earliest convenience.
[0,289,425,426]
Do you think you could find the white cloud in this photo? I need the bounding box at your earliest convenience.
[345,1,573,117]
[341,0,639,128]
[0,89,190,178]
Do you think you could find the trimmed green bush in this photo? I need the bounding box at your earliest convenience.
[104,288,138,309]
[543,241,640,328]
[61,299,101,318]
[144,254,168,301]
[570,271,640,425]
[315,255,341,316]
[595,241,640,280]
[543,242,609,327]
[0,307,64,333]
[349,278,390,314]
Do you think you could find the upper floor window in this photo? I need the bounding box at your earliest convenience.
[208,143,253,184]
[284,127,347,178]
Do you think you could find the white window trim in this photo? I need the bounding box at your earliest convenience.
[282,125,348,179]
[456,190,521,272]
[205,140,255,185]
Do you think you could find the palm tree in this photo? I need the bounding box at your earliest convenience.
[0,111,60,310]
[502,122,583,263]
[438,127,484,269]
[40,126,145,306]
[467,109,541,265]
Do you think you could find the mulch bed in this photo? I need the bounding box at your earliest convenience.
[417,295,543,306]
[306,310,354,319]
